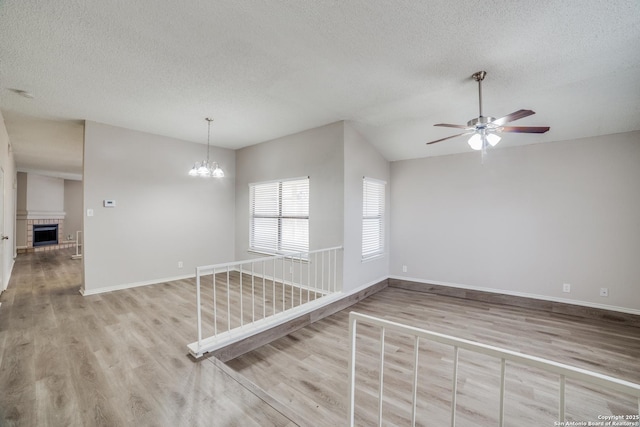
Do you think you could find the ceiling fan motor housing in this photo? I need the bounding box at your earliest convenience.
[467,116,495,127]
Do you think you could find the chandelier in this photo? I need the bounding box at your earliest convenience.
[188,118,224,178]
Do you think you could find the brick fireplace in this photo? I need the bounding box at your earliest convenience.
[18,218,75,254]
[16,172,78,254]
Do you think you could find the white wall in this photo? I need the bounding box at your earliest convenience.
[390,131,640,312]
[82,121,236,294]
[64,179,83,239]
[234,122,345,263]
[0,110,17,289]
[343,122,390,291]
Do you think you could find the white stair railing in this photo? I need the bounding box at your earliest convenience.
[188,246,343,358]
[347,311,640,427]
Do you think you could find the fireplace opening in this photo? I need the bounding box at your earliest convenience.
[33,224,59,247]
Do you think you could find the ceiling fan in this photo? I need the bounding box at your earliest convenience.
[427,71,550,150]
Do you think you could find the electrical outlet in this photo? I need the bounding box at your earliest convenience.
[178,261,183,269]
[402,265,407,273]
[562,283,571,293]
[600,287,609,297]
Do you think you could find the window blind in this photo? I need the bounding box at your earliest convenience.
[362,177,385,260]
[250,177,309,254]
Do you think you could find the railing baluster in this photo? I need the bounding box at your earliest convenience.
[272,258,276,315]
[333,249,338,292]
[451,346,459,427]
[290,257,294,309]
[226,267,230,332]
[314,252,318,299]
[298,253,302,306]
[347,317,357,427]
[499,358,506,427]
[262,260,266,320]
[411,336,420,427]
[212,268,217,337]
[239,264,243,327]
[328,250,332,293]
[251,262,255,323]
[307,253,311,303]
[282,256,285,312]
[321,251,325,294]
[378,327,386,427]
[196,267,202,353]
[559,375,566,423]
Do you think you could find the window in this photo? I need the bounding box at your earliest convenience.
[362,177,385,260]
[250,177,309,254]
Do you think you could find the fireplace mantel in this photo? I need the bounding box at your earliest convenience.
[17,210,66,220]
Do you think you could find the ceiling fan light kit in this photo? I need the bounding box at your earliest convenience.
[427,71,550,151]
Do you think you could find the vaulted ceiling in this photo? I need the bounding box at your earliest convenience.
[1,1,639,179]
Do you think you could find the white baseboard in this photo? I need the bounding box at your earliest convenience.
[388,275,640,316]
[80,273,196,296]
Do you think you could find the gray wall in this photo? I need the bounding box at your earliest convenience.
[15,172,27,247]
[16,172,26,212]
[390,131,640,312]
[64,179,83,239]
[234,121,345,281]
[343,122,390,291]
[82,121,236,294]
[26,173,64,212]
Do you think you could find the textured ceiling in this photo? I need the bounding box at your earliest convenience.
[1,0,639,178]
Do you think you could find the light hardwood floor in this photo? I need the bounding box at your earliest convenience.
[228,285,640,426]
[1,249,639,426]
[0,249,296,427]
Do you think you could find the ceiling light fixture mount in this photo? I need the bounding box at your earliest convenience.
[188,117,224,178]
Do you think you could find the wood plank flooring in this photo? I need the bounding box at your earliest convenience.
[2,248,639,426]
[0,249,296,427]
[227,285,640,426]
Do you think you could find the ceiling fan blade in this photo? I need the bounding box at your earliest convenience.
[426,132,473,145]
[501,126,550,133]
[434,123,471,130]
[491,109,535,126]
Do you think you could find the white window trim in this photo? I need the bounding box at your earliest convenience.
[362,176,386,262]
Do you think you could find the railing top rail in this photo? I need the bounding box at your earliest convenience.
[196,246,343,273]
[349,311,640,397]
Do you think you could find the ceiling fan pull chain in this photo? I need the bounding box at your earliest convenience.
[481,140,488,164]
